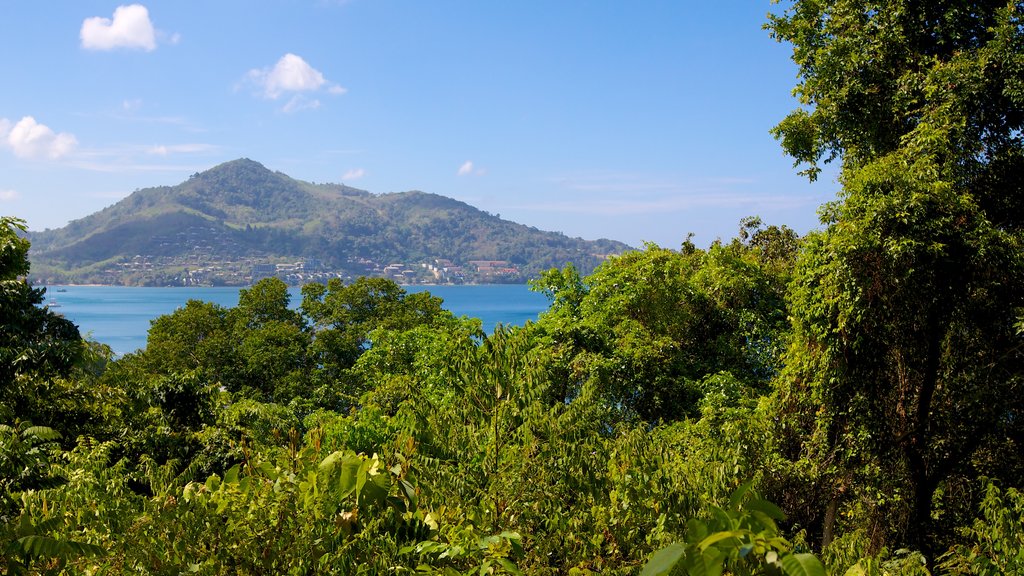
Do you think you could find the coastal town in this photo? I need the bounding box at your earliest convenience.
[88,253,523,287]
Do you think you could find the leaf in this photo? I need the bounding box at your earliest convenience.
[779,553,826,576]
[685,547,726,576]
[641,542,687,576]
[320,451,361,501]
[747,498,786,521]
[729,479,755,509]
[843,562,867,576]
[20,426,61,443]
[708,506,734,531]
[697,530,749,552]
[257,461,278,480]
[18,536,104,560]
[496,557,523,575]
[361,473,389,506]
[400,478,418,508]
[223,465,240,485]
[19,535,62,559]
[686,518,709,543]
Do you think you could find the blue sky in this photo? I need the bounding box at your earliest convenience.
[0,1,835,248]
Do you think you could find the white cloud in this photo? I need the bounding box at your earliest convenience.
[80,4,158,51]
[122,98,143,111]
[0,189,18,202]
[457,160,486,176]
[246,54,345,105]
[0,117,77,160]
[342,168,365,180]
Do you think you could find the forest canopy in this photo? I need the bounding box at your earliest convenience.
[3,1,1024,574]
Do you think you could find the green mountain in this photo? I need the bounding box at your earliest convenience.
[27,158,630,286]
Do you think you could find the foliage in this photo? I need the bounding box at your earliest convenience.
[0,425,105,575]
[641,483,824,576]
[1,217,83,421]
[8,5,1024,565]
[769,0,1024,556]
[531,230,795,423]
[937,481,1024,575]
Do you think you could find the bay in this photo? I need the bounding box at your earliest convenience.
[42,284,550,357]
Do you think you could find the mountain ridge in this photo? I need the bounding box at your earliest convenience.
[27,159,630,286]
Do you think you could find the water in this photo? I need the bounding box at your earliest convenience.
[42,284,551,356]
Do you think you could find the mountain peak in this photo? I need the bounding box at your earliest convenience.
[189,158,281,185]
[204,157,269,174]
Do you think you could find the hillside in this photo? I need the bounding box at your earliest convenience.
[27,159,630,286]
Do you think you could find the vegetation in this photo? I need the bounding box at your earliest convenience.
[3,1,1023,573]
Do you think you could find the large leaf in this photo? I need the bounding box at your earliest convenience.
[20,426,61,443]
[779,553,826,576]
[18,535,105,560]
[729,480,755,509]
[746,498,786,521]
[641,542,687,576]
[319,451,362,502]
[697,530,750,551]
[495,557,523,575]
[685,548,726,576]
[223,464,240,485]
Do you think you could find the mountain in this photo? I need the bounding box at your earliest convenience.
[27,159,630,286]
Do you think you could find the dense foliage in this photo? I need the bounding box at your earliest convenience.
[768,0,1024,558]
[3,1,1023,573]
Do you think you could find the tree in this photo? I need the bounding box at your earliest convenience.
[532,235,794,423]
[144,299,231,375]
[301,277,458,409]
[0,217,83,421]
[0,219,102,573]
[769,0,1024,554]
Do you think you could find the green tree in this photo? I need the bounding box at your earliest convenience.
[141,278,312,405]
[144,299,231,376]
[769,0,1024,554]
[0,217,83,420]
[532,236,793,423]
[301,277,458,410]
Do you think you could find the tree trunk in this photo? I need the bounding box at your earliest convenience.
[904,312,944,554]
[822,496,839,549]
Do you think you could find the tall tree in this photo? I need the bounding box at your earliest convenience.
[769,0,1024,554]
[0,217,82,421]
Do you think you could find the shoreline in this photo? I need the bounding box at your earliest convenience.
[41,281,532,289]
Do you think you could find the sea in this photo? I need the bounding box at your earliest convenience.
[42,284,550,357]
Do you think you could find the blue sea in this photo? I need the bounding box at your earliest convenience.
[43,284,550,356]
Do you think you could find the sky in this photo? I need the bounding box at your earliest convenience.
[0,1,837,248]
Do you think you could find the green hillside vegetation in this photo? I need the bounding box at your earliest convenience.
[3,1,1024,574]
[27,159,628,286]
